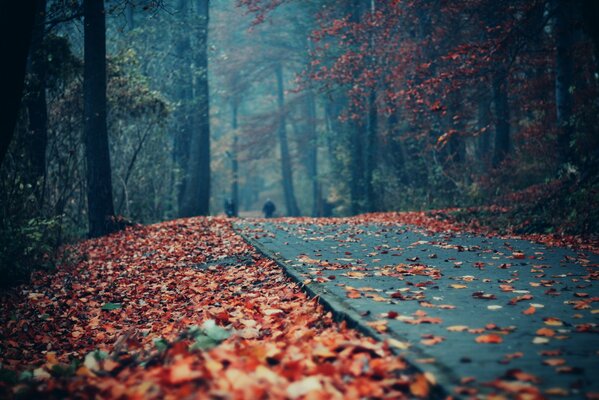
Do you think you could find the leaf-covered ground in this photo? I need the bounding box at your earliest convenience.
[0,217,430,399]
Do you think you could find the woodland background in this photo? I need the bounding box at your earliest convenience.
[1,0,598,285]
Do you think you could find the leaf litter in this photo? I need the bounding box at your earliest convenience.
[0,217,427,399]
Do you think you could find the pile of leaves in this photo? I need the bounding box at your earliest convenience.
[0,217,431,399]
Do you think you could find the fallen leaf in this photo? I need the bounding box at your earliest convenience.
[522,306,536,315]
[475,334,503,344]
[167,358,202,385]
[286,377,323,399]
[543,358,566,366]
[533,337,550,344]
[409,373,430,398]
[450,284,467,289]
[536,328,555,337]
[446,325,469,332]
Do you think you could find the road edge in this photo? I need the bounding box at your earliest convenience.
[233,222,460,399]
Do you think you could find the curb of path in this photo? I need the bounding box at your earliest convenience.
[234,224,458,399]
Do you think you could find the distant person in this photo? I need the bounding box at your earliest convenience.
[262,199,276,218]
[322,199,335,217]
[224,198,236,218]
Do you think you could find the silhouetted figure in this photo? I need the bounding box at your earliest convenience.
[322,200,335,217]
[224,198,236,218]
[262,199,276,218]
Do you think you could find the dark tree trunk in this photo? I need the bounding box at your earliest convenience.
[387,108,406,183]
[125,2,135,30]
[347,0,368,215]
[275,62,300,217]
[174,0,193,212]
[181,0,211,217]
[84,0,115,237]
[365,89,378,212]
[582,0,599,75]
[492,72,510,167]
[305,90,319,217]
[445,91,465,167]
[349,119,365,215]
[25,0,48,200]
[555,0,575,164]
[477,88,492,170]
[231,98,239,217]
[365,0,378,212]
[0,1,36,167]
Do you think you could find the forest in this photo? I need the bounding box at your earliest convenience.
[1,1,599,398]
[1,0,599,284]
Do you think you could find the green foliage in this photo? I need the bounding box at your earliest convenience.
[0,214,60,288]
[0,169,61,287]
[0,369,18,385]
[188,320,231,351]
[100,302,123,311]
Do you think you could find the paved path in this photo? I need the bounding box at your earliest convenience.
[235,220,599,398]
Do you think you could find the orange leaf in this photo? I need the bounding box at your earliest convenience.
[536,328,555,337]
[542,358,566,366]
[522,306,536,315]
[475,334,503,344]
[167,358,202,385]
[409,373,430,398]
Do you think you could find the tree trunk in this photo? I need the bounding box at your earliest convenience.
[387,108,406,184]
[349,119,365,215]
[180,0,211,217]
[83,0,115,237]
[174,0,193,212]
[0,2,36,166]
[231,98,239,216]
[492,71,510,167]
[306,90,319,217]
[582,0,599,75]
[477,88,491,170]
[275,62,300,217]
[25,0,48,200]
[365,0,377,212]
[364,89,377,212]
[125,2,135,30]
[555,0,575,164]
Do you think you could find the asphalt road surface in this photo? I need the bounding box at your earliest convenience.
[236,220,599,398]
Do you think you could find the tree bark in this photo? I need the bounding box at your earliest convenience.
[492,71,510,167]
[365,0,378,212]
[349,119,365,215]
[477,88,491,170]
[180,0,211,217]
[275,62,300,217]
[305,90,319,217]
[582,0,599,75]
[0,1,36,167]
[84,0,115,237]
[365,88,377,212]
[555,0,575,164]
[231,98,239,216]
[125,2,135,30]
[25,0,48,199]
[387,107,406,184]
[174,0,193,212]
